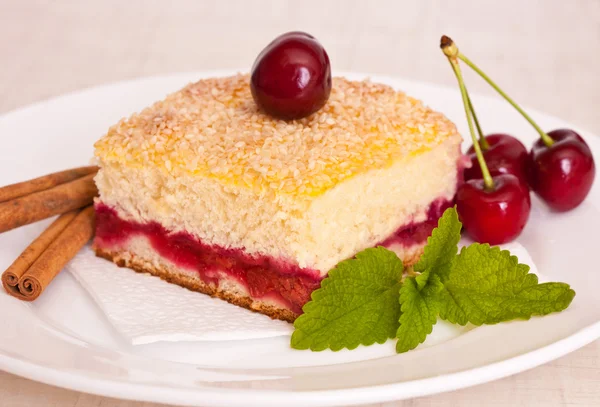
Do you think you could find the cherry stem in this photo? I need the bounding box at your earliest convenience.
[443,55,495,190]
[457,53,554,148]
[466,90,488,150]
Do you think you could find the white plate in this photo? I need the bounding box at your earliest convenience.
[0,71,599,407]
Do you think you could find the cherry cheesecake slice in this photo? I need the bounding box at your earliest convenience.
[92,74,462,322]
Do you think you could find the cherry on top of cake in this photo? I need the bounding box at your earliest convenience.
[94,74,460,197]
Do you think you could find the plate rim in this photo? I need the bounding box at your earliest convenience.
[1,322,598,406]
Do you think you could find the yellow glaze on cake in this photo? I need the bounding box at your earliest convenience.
[94,74,459,197]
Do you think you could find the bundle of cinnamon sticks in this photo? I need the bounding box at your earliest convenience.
[1,166,98,301]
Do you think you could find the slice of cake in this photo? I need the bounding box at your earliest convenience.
[93,74,462,322]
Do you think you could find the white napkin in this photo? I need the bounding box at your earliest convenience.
[66,246,293,345]
[66,241,537,346]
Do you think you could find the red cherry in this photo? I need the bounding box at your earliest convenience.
[250,31,332,120]
[464,134,529,185]
[527,129,595,212]
[456,174,531,245]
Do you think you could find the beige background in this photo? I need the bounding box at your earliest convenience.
[1,0,599,406]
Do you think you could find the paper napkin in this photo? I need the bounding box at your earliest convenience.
[66,246,293,345]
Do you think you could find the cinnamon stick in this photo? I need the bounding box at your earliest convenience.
[3,206,95,301]
[0,173,97,233]
[1,210,80,294]
[0,166,98,203]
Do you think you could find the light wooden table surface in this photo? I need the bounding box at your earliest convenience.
[1,1,599,406]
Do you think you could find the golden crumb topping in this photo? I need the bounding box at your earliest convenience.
[94,74,460,196]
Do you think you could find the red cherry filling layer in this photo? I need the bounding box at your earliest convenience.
[94,199,451,314]
[94,204,321,314]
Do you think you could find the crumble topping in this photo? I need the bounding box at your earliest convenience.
[95,74,460,196]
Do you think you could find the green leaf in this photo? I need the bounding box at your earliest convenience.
[414,207,462,286]
[291,247,403,351]
[439,243,576,325]
[395,206,462,352]
[396,274,443,353]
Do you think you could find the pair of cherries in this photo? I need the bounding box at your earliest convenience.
[441,36,596,244]
[460,130,595,244]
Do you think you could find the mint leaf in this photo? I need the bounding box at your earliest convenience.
[395,206,462,352]
[414,207,462,287]
[291,247,403,351]
[439,243,576,325]
[396,274,443,353]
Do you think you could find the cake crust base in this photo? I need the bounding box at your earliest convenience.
[94,247,299,323]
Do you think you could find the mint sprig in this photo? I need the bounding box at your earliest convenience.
[291,207,575,353]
